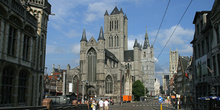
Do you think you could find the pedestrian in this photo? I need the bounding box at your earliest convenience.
[104,99,109,110]
[96,100,100,110]
[99,98,104,110]
[92,99,96,110]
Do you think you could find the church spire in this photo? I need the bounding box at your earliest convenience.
[98,26,105,40]
[133,39,138,48]
[143,27,150,49]
[80,28,87,42]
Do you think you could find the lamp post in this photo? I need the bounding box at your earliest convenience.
[120,69,122,105]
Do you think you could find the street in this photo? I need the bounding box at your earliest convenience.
[109,98,175,110]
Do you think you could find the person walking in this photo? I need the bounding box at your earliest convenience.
[104,99,109,110]
[99,98,104,110]
[92,99,96,110]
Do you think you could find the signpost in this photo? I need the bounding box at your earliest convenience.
[159,96,163,110]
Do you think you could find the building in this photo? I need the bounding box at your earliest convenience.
[154,78,160,96]
[142,29,155,96]
[190,0,220,109]
[169,49,178,80]
[0,0,51,106]
[44,64,67,96]
[163,74,169,96]
[65,6,155,102]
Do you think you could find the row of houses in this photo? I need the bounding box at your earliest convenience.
[163,0,220,109]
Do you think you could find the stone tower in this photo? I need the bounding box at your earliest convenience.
[169,49,178,80]
[141,28,155,96]
[104,6,128,62]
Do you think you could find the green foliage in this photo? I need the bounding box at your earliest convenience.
[132,80,145,101]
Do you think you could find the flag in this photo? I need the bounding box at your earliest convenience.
[206,66,214,74]
[185,72,189,79]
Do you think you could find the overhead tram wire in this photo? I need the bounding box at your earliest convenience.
[152,0,171,46]
[157,0,193,59]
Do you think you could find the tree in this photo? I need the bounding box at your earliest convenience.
[132,80,145,101]
[160,85,165,95]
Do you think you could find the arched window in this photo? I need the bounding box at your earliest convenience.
[117,36,119,47]
[114,36,116,47]
[1,67,14,105]
[7,25,17,56]
[110,21,111,31]
[111,37,113,47]
[73,76,78,93]
[105,75,113,94]
[88,48,97,82]
[109,36,111,47]
[18,70,29,105]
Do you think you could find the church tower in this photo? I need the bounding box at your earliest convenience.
[104,6,128,62]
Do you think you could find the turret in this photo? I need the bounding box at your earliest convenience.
[81,28,87,42]
[143,28,150,49]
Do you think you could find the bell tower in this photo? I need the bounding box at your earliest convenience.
[104,6,128,62]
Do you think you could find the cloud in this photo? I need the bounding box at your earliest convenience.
[150,25,194,54]
[65,29,81,38]
[72,43,81,55]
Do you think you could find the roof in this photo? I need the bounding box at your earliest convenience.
[105,49,119,62]
[110,6,120,15]
[124,50,134,62]
[48,75,58,80]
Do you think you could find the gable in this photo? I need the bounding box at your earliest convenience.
[88,36,98,46]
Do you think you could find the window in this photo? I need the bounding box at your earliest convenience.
[115,20,116,31]
[117,36,119,46]
[111,37,113,47]
[110,21,111,31]
[23,35,29,61]
[88,48,97,82]
[18,70,28,105]
[206,37,209,52]
[111,21,113,30]
[7,26,17,56]
[1,67,14,105]
[213,56,216,76]
[73,76,78,93]
[114,36,116,47]
[109,37,111,47]
[202,40,205,56]
[117,20,118,31]
[105,75,113,94]
[215,25,220,44]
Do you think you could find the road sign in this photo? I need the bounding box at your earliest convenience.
[159,97,163,103]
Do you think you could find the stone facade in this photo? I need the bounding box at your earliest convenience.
[0,0,51,106]
[66,7,155,102]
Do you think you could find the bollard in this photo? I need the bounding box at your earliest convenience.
[42,98,52,110]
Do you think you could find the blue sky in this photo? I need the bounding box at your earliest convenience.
[45,0,215,81]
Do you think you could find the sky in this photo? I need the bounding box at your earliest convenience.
[45,0,215,83]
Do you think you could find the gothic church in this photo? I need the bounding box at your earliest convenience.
[66,6,155,102]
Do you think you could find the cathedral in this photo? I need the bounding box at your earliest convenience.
[65,6,155,102]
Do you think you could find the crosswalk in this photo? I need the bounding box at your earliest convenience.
[132,103,170,107]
